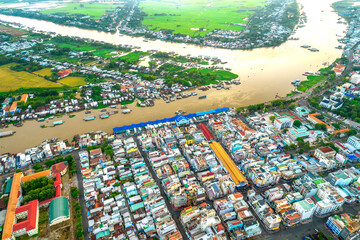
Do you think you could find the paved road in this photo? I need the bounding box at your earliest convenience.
[73,151,90,240]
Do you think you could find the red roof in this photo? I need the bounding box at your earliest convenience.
[54,173,62,187]
[13,200,38,232]
[51,162,67,175]
[56,185,61,197]
[318,146,335,154]
[57,68,73,78]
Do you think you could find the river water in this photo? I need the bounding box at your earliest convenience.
[0,0,348,153]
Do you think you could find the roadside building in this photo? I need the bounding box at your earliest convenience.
[293,198,316,221]
[273,117,293,130]
[347,136,360,150]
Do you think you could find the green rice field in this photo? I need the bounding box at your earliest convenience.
[139,0,267,36]
[41,2,122,19]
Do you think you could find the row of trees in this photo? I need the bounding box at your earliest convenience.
[74,202,84,239]
[236,99,296,115]
[22,176,54,194]
[23,185,55,204]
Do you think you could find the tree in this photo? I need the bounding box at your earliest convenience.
[65,155,74,162]
[75,204,81,212]
[2,197,9,204]
[33,163,43,172]
[55,156,64,163]
[16,169,22,173]
[288,103,296,110]
[315,123,327,132]
[76,229,84,238]
[269,115,276,122]
[293,119,302,128]
[347,129,357,137]
[45,160,55,168]
[71,187,80,199]
[76,220,82,229]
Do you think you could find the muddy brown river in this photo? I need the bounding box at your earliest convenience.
[0,0,348,153]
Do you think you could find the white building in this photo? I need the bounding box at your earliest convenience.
[347,136,360,150]
[350,73,360,85]
[293,198,316,221]
[273,117,293,130]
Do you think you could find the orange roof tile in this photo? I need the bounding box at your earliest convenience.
[9,102,17,112]
[20,94,28,102]
[21,169,51,183]
[333,129,349,134]
[308,113,332,129]
[2,172,22,240]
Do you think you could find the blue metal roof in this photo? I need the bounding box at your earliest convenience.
[113,107,229,133]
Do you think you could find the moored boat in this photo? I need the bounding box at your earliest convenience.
[84,116,95,121]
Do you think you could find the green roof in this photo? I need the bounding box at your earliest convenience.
[130,202,144,212]
[4,179,12,195]
[49,196,69,224]
[298,199,315,210]
[334,171,348,180]
[313,179,325,185]
[96,230,110,239]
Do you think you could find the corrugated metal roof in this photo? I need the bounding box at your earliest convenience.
[49,196,69,224]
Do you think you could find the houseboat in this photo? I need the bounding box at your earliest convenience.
[308,48,319,52]
[109,110,119,115]
[291,79,300,85]
[100,114,109,119]
[84,116,95,121]
[0,131,15,138]
[53,120,63,126]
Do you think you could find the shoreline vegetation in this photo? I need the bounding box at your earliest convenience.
[0,26,240,127]
[0,0,301,50]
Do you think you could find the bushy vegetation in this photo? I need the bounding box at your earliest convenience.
[22,176,55,204]
[333,97,360,123]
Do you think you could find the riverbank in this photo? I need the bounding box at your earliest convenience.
[0,0,348,153]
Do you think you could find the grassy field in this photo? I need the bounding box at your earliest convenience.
[45,41,118,58]
[58,76,86,87]
[118,51,151,64]
[297,75,327,92]
[40,2,122,19]
[33,68,52,77]
[139,0,266,36]
[0,64,61,92]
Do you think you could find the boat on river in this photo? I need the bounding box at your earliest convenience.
[99,114,109,119]
[0,131,15,138]
[84,116,95,121]
[308,48,319,52]
[53,120,63,126]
